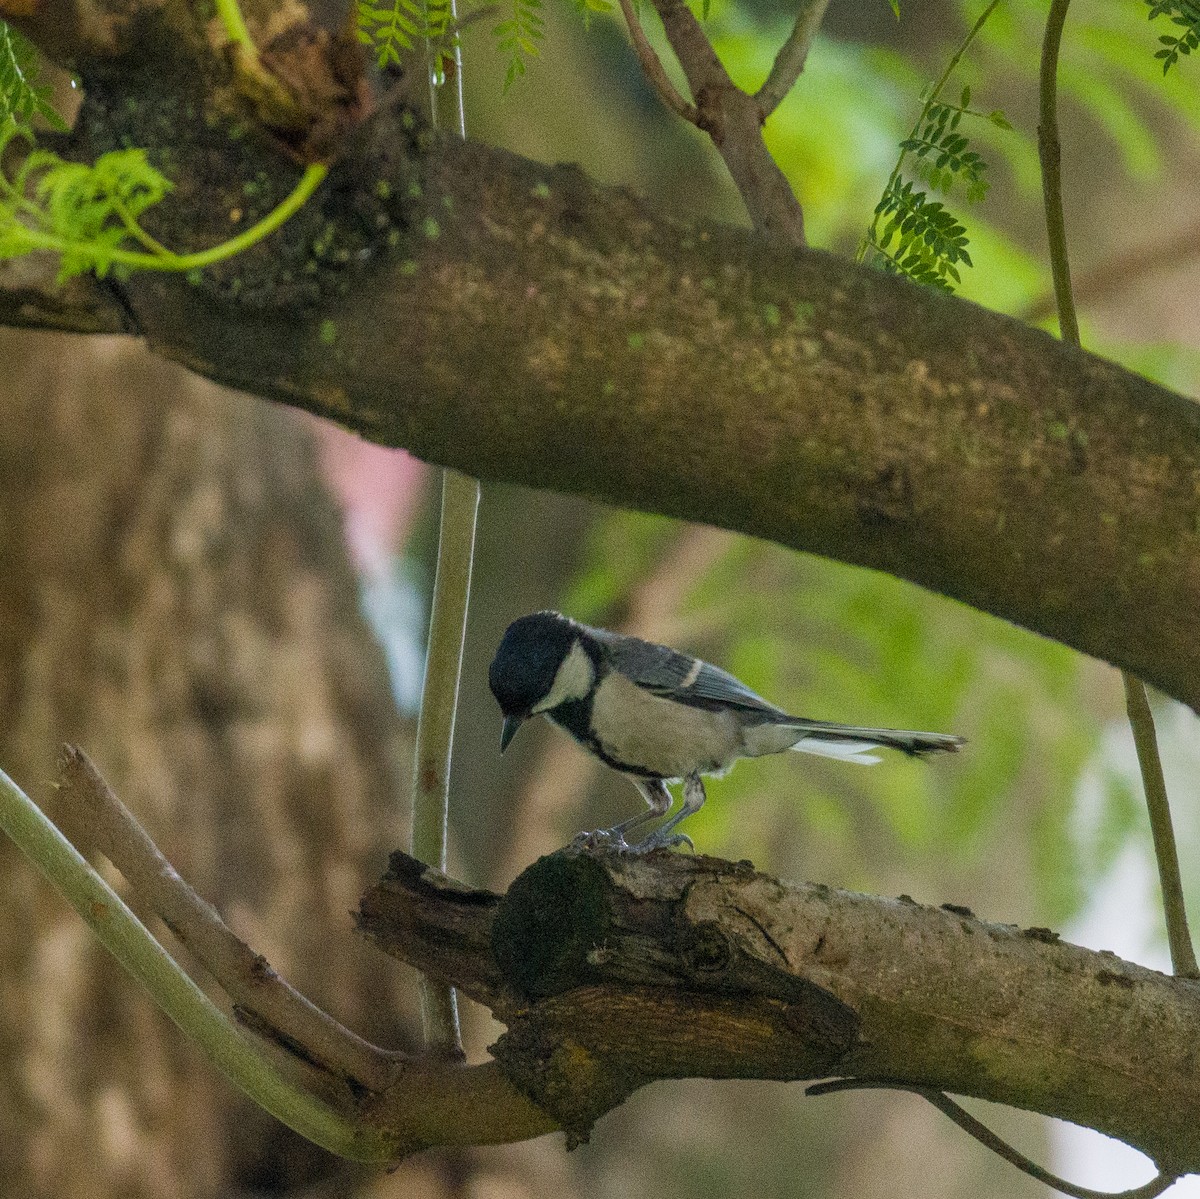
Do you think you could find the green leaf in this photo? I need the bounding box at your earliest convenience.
[0,123,174,282]
[1146,0,1200,72]
[355,0,452,70]
[495,0,545,91]
[0,22,66,130]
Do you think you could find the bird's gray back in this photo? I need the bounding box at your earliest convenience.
[590,627,784,718]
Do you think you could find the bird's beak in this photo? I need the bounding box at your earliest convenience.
[500,714,525,753]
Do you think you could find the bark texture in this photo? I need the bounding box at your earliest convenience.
[361,848,1200,1176]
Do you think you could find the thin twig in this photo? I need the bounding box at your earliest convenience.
[616,0,697,122]
[1037,0,1198,978]
[55,746,406,1091]
[0,761,396,1161]
[648,0,735,104]
[407,0,480,1057]
[1123,677,1200,977]
[808,1080,1178,1199]
[755,0,834,117]
[1038,0,1079,345]
[410,477,478,1059]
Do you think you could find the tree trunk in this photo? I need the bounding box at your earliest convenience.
[0,330,419,1197]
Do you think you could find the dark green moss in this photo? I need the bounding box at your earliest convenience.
[491,851,612,999]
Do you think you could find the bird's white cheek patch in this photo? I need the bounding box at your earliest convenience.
[589,673,739,778]
[533,639,595,712]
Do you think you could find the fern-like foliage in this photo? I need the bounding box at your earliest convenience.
[900,96,992,203]
[357,0,451,69]
[872,180,971,291]
[494,0,545,90]
[0,122,173,280]
[0,22,65,129]
[863,77,1009,293]
[1147,0,1200,73]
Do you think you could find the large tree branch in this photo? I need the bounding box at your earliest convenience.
[2,11,1200,715]
[361,848,1200,1174]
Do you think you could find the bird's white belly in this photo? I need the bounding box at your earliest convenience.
[588,672,741,778]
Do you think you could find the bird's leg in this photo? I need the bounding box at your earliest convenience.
[573,778,673,850]
[633,773,706,852]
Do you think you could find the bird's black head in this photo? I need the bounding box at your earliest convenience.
[489,611,586,751]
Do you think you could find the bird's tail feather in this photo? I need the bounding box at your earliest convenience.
[788,721,965,763]
[743,718,964,763]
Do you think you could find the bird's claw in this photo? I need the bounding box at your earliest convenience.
[570,827,694,854]
[571,827,634,852]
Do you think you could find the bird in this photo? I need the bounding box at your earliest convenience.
[488,610,965,852]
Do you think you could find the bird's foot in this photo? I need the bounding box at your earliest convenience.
[570,827,634,852]
[630,830,694,854]
[571,824,695,854]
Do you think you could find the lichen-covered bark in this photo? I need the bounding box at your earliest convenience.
[0,14,1196,715]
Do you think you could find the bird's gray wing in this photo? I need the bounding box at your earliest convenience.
[592,629,783,716]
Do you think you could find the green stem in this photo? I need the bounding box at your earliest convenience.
[411,470,478,1055]
[1123,676,1199,977]
[15,163,327,275]
[860,0,1001,260]
[1037,0,1198,979]
[113,198,176,257]
[0,766,397,1161]
[1037,0,1079,346]
[214,0,259,60]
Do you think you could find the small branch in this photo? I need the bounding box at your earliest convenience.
[616,0,698,123]
[54,746,406,1090]
[807,1080,1179,1199]
[361,847,1200,1168]
[648,0,731,96]
[0,761,397,1162]
[1123,679,1200,977]
[1037,0,1079,346]
[1037,0,1198,979]
[755,0,834,117]
[647,0,805,243]
[409,442,479,1059]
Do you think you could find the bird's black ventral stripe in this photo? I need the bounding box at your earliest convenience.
[548,696,666,780]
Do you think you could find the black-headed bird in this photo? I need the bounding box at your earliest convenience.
[489,610,964,851]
